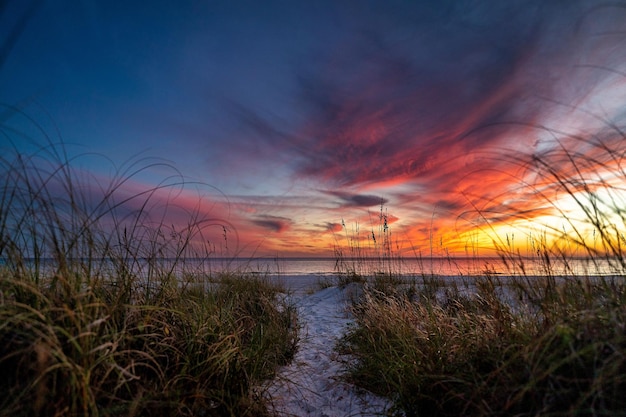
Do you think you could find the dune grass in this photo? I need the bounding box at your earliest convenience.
[0,142,298,416]
[336,130,626,416]
[339,274,626,416]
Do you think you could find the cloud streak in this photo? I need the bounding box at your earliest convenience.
[325,191,387,208]
[218,1,626,253]
[4,0,626,257]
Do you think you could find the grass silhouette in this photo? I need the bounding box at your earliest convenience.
[0,139,298,416]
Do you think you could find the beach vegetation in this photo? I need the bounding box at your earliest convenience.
[0,140,298,416]
[339,274,626,416]
[336,128,626,416]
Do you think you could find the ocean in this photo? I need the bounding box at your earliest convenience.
[4,255,622,281]
[202,256,623,278]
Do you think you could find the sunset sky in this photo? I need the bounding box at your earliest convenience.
[2,0,626,258]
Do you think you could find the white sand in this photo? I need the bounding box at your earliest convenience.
[264,279,394,417]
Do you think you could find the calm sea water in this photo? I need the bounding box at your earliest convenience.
[203,256,623,278]
[4,255,622,295]
[4,256,622,279]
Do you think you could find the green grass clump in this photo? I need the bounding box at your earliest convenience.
[0,141,298,416]
[339,275,626,416]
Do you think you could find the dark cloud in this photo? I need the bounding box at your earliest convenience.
[251,215,292,233]
[326,191,387,208]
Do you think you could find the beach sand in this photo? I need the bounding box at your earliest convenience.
[264,279,394,417]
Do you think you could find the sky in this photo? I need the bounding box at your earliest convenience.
[1,0,626,258]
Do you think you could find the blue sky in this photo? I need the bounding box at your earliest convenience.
[2,0,626,257]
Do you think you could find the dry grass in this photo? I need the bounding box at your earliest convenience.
[339,275,626,416]
[0,141,298,416]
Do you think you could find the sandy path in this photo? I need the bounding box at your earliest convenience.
[264,285,393,417]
